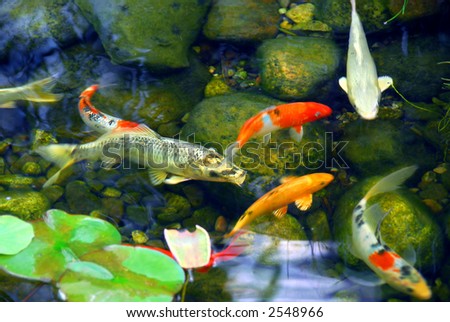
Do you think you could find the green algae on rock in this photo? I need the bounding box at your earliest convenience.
[183,207,221,231]
[203,0,279,42]
[75,0,211,71]
[340,120,435,176]
[155,192,191,223]
[0,190,50,221]
[65,180,101,214]
[333,176,444,272]
[257,37,340,100]
[280,3,332,34]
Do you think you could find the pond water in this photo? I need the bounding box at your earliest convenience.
[0,0,450,302]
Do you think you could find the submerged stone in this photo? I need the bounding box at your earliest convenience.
[333,176,444,272]
[0,175,34,188]
[75,0,211,71]
[155,192,191,223]
[65,180,101,214]
[203,0,279,42]
[0,190,49,220]
[183,206,221,231]
[257,37,340,100]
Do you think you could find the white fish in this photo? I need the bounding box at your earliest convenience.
[0,75,62,108]
[339,0,392,120]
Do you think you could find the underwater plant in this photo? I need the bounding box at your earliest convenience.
[384,0,409,24]
[0,210,185,302]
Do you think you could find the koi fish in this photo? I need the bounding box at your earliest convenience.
[0,75,62,108]
[226,102,332,158]
[225,173,334,238]
[35,123,246,188]
[78,84,140,133]
[338,0,392,120]
[350,166,431,299]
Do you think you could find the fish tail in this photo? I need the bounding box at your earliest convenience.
[35,144,77,187]
[22,75,63,103]
[364,165,417,201]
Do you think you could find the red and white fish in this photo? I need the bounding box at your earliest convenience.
[350,166,431,300]
[78,84,140,133]
[226,102,332,157]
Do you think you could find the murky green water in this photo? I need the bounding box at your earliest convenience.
[0,0,450,302]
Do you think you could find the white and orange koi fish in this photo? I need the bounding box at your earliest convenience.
[350,166,431,300]
[226,102,332,158]
[225,173,334,238]
[78,84,140,133]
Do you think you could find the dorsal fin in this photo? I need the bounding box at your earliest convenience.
[111,123,160,139]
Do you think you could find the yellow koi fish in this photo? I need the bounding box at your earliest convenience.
[0,75,62,108]
[225,173,334,238]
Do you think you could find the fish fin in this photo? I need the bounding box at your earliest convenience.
[338,77,348,93]
[295,194,313,211]
[273,206,288,218]
[279,176,297,184]
[363,203,389,241]
[0,102,16,108]
[164,175,191,185]
[22,75,63,103]
[262,133,271,145]
[344,266,385,287]
[364,166,418,200]
[100,156,120,169]
[148,169,168,186]
[225,142,239,163]
[111,123,160,139]
[400,245,417,266]
[378,76,393,92]
[289,126,304,143]
[35,144,77,188]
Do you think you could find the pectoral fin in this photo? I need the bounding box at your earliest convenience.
[338,77,348,93]
[400,245,417,266]
[148,169,168,185]
[273,206,288,218]
[344,266,385,287]
[364,204,390,243]
[262,133,272,145]
[378,76,393,92]
[295,194,313,211]
[100,156,120,169]
[289,126,304,143]
[164,175,191,185]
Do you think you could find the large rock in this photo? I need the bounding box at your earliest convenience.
[0,190,49,220]
[203,0,279,42]
[257,37,340,100]
[0,0,90,58]
[65,180,101,214]
[333,176,444,272]
[340,119,436,176]
[314,0,440,34]
[372,35,449,102]
[75,0,211,71]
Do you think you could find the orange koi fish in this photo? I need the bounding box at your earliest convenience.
[350,166,431,300]
[226,102,332,157]
[78,84,139,133]
[225,173,334,238]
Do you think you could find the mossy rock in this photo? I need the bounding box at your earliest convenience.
[387,0,440,22]
[203,0,279,42]
[183,206,220,231]
[185,268,232,301]
[340,119,436,176]
[257,37,340,100]
[75,0,211,71]
[0,0,89,59]
[372,35,450,102]
[306,209,332,241]
[333,176,444,272]
[65,180,101,214]
[0,190,49,220]
[155,192,191,223]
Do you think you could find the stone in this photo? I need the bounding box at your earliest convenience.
[0,190,49,220]
[155,192,191,223]
[41,185,65,203]
[21,162,42,176]
[75,0,211,71]
[306,210,332,241]
[65,180,101,214]
[0,175,34,189]
[203,0,279,42]
[257,37,340,100]
[183,206,221,231]
[182,184,204,208]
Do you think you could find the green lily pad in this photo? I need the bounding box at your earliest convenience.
[0,215,34,255]
[0,209,121,282]
[58,245,185,302]
[164,225,211,269]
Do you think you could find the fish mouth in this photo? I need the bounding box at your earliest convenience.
[234,170,247,186]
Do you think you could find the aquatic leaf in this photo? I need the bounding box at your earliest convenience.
[0,209,121,282]
[164,225,211,269]
[58,245,185,302]
[0,215,34,255]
